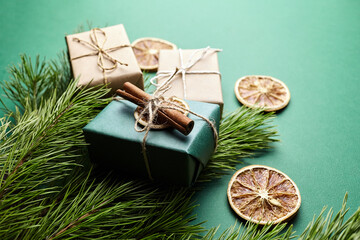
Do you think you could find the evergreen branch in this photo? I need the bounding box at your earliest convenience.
[298,193,360,240]
[0,80,110,238]
[1,52,71,115]
[203,222,293,240]
[6,103,73,181]
[22,172,202,239]
[1,58,201,238]
[1,82,201,238]
[205,193,360,240]
[198,107,278,182]
[1,53,359,240]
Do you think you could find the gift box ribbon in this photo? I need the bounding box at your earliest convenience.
[150,46,222,99]
[71,28,130,85]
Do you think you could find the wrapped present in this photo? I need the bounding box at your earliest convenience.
[83,83,220,186]
[155,46,223,112]
[65,24,143,94]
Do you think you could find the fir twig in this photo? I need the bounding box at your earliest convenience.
[1,53,359,240]
[1,52,71,115]
[202,193,360,240]
[0,81,110,239]
[298,193,360,240]
[199,107,278,182]
[1,58,202,238]
[203,221,293,240]
[0,80,202,239]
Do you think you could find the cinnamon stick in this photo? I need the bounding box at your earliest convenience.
[116,82,194,135]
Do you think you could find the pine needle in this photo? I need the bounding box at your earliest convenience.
[199,106,278,182]
[0,53,359,239]
[1,52,71,114]
[298,193,360,240]
[202,221,293,240]
[0,56,202,239]
[201,193,360,240]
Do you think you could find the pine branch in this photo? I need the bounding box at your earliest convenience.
[0,81,110,239]
[1,53,359,240]
[204,193,360,240]
[198,107,278,182]
[0,54,278,239]
[29,172,201,239]
[0,81,202,239]
[1,57,202,239]
[298,193,360,240]
[203,222,293,240]
[1,53,71,115]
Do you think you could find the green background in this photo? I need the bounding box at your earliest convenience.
[1,0,359,236]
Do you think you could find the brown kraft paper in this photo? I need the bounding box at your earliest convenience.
[65,24,143,94]
[156,49,223,112]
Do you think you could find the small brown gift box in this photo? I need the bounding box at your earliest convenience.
[65,24,143,93]
[156,48,223,112]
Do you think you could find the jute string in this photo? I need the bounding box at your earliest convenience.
[150,46,222,99]
[71,28,130,84]
[131,69,218,180]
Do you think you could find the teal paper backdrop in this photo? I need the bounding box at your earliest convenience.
[0,0,359,235]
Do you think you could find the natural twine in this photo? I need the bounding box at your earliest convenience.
[71,28,130,85]
[150,46,222,99]
[135,68,218,180]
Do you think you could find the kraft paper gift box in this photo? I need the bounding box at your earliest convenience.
[66,24,143,94]
[156,48,223,113]
[83,99,220,186]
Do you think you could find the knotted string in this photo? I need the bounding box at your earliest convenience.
[150,46,222,99]
[71,28,130,84]
[133,69,218,180]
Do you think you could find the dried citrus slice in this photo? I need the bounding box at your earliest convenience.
[234,75,290,112]
[227,165,301,225]
[132,37,177,71]
[134,97,189,129]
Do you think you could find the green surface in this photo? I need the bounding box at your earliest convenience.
[0,0,359,236]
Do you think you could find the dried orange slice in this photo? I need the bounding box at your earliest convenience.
[132,37,177,71]
[234,75,290,112]
[134,97,189,129]
[227,165,301,225]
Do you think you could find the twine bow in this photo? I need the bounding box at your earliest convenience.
[135,69,218,180]
[150,46,222,99]
[71,28,130,84]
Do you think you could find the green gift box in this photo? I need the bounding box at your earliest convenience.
[83,99,220,186]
